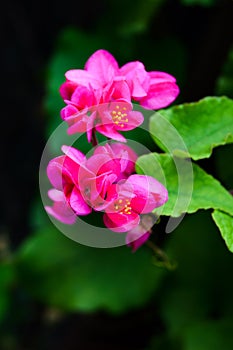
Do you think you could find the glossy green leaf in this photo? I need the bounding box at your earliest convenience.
[136,153,233,217]
[150,97,233,160]
[15,226,165,314]
[212,210,233,253]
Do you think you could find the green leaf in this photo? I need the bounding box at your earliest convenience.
[150,96,233,160]
[15,226,165,314]
[136,153,233,218]
[212,210,233,253]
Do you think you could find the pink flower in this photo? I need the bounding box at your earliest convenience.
[103,175,168,233]
[94,142,138,180]
[62,101,144,143]
[77,143,138,210]
[60,49,179,110]
[59,50,179,142]
[45,143,168,253]
[45,143,138,221]
[94,101,144,142]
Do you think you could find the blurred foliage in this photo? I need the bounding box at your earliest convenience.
[180,0,217,6]
[0,261,15,323]
[216,45,233,98]
[147,210,233,349]
[15,224,166,314]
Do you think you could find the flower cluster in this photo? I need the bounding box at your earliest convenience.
[59,49,179,142]
[45,49,178,251]
[45,143,168,247]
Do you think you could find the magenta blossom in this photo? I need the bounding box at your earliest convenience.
[45,143,138,221]
[60,49,179,110]
[59,50,179,142]
[45,143,168,252]
[103,175,168,233]
[62,101,144,143]
[93,142,138,180]
[76,142,138,209]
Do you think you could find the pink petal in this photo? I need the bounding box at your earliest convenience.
[59,81,77,100]
[47,156,65,190]
[103,211,140,233]
[126,229,151,252]
[103,100,144,131]
[45,189,76,224]
[120,61,150,98]
[103,80,131,102]
[84,153,112,173]
[65,69,101,89]
[125,175,168,213]
[84,49,119,86]
[96,124,127,142]
[61,105,78,121]
[61,145,86,165]
[110,143,138,176]
[148,71,177,83]
[140,82,180,110]
[126,214,155,251]
[71,85,96,108]
[120,61,146,76]
[66,110,96,136]
[114,110,144,131]
[69,187,92,215]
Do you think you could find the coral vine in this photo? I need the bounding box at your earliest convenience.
[45,49,179,250]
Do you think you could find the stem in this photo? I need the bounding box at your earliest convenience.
[91,129,98,147]
[146,240,177,271]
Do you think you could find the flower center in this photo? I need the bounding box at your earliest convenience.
[114,198,132,215]
[111,105,129,128]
